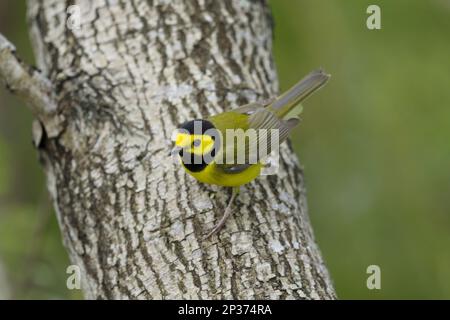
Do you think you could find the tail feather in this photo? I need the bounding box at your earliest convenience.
[270,69,330,119]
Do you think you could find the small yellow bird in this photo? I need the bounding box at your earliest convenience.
[171,69,330,238]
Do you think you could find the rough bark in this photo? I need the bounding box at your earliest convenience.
[5,0,336,299]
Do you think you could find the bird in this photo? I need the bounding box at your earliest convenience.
[170,69,330,239]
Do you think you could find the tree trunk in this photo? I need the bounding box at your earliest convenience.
[23,0,335,299]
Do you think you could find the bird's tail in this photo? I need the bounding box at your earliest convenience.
[269,69,330,120]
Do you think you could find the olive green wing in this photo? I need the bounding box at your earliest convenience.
[245,108,299,162]
[208,110,250,171]
[209,106,298,174]
[208,69,330,174]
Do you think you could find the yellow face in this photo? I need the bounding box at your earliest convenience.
[175,133,215,156]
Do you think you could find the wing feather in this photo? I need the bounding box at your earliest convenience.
[211,100,299,175]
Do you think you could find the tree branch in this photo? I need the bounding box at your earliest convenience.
[0,33,62,138]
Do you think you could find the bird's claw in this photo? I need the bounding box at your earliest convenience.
[202,222,225,240]
[202,187,239,240]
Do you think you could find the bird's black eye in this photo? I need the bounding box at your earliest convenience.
[192,139,201,147]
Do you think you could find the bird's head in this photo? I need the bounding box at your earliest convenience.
[171,119,220,171]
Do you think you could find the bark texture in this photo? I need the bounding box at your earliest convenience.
[23,0,335,299]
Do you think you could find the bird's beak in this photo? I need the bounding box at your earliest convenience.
[169,146,182,157]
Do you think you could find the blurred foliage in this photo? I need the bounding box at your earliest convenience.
[0,0,449,299]
[272,0,450,299]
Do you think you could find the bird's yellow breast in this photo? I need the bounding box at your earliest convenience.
[182,161,262,187]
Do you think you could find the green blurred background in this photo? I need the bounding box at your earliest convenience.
[0,0,449,299]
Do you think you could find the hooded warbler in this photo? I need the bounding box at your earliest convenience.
[171,69,330,238]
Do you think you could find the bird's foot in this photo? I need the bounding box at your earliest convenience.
[260,97,276,106]
[203,187,240,240]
